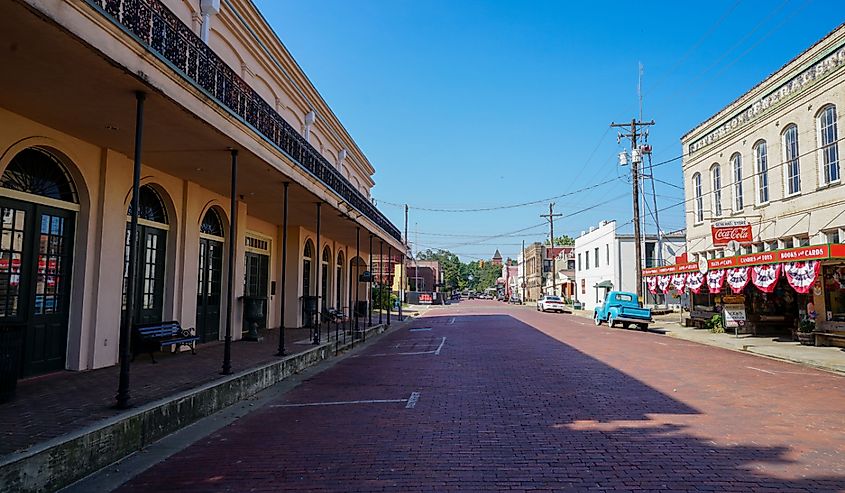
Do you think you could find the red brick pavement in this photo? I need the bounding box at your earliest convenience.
[0,324,348,456]
[115,301,845,492]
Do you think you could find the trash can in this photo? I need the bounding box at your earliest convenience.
[0,325,23,403]
[356,300,368,317]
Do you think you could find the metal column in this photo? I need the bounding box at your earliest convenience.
[368,234,373,328]
[313,203,321,344]
[115,91,145,409]
[276,182,289,356]
[221,149,238,375]
[379,240,383,325]
[355,227,360,335]
[387,246,392,326]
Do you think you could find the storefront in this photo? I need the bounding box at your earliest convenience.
[644,244,845,339]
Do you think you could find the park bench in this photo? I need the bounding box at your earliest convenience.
[814,330,845,348]
[132,320,198,363]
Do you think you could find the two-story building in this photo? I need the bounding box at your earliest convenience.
[0,0,404,379]
[679,24,845,337]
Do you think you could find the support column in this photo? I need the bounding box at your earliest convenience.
[355,227,360,335]
[348,243,353,348]
[368,234,373,328]
[221,149,238,375]
[115,91,145,409]
[387,246,392,326]
[398,252,404,320]
[313,203,322,344]
[276,182,289,356]
[379,240,384,325]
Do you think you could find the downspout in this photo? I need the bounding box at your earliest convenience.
[199,0,220,43]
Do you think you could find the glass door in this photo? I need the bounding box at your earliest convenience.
[197,237,223,342]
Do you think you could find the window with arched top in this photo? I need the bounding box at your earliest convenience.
[818,105,840,185]
[336,251,345,308]
[783,124,801,195]
[710,165,722,217]
[321,246,331,305]
[1,148,78,203]
[200,208,224,237]
[128,185,168,224]
[731,153,743,211]
[753,141,769,204]
[303,239,314,296]
[692,172,703,223]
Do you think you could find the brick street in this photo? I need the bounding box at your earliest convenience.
[114,301,845,492]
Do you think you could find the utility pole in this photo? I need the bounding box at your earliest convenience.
[402,204,408,307]
[540,202,563,296]
[521,239,526,304]
[611,118,655,300]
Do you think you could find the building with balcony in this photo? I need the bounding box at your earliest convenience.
[0,0,404,378]
[680,24,845,336]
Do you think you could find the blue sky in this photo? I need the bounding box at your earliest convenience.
[254,0,842,262]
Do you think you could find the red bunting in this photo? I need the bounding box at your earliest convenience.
[783,261,820,294]
[706,269,725,294]
[686,271,704,294]
[725,267,750,294]
[750,264,780,293]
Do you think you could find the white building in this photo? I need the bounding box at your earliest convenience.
[575,220,685,310]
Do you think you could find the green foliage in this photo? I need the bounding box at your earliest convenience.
[705,314,724,333]
[415,248,502,292]
[798,317,816,333]
[371,284,397,311]
[545,235,575,246]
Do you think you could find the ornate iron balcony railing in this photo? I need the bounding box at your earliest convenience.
[85,0,401,241]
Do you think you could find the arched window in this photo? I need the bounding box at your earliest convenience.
[303,240,313,296]
[731,153,743,211]
[692,172,703,223]
[753,141,769,204]
[783,124,801,195]
[128,185,168,224]
[200,208,224,237]
[1,148,78,203]
[336,251,345,309]
[711,165,722,217]
[818,105,840,185]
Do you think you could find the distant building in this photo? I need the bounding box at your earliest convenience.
[575,220,685,311]
[407,260,441,292]
[544,247,576,299]
[492,249,503,266]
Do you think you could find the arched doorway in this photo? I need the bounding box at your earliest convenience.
[335,250,344,311]
[0,148,78,376]
[197,208,224,342]
[321,246,331,310]
[302,239,314,297]
[350,256,368,317]
[123,185,168,326]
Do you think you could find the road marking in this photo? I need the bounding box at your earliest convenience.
[747,366,776,375]
[271,399,407,408]
[272,391,422,409]
[448,317,455,325]
[654,342,668,346]
[363,336,446,357]
[409,327,432,332]
[434,336,446,355]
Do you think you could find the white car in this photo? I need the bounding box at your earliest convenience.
[536,295,569,313]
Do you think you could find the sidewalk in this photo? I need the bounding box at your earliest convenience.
[568,308,845,375]
[0,316,400,492]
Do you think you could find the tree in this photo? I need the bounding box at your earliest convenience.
[545,235,575,246]
[414,249,502,293]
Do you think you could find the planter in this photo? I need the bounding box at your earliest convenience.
[797,332,815,346]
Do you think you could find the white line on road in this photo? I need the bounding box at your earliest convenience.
[747,366,776,375]
[405,392,420,408]
[270,399,407,408]
[448,317,455,325]
[434,336,446,355]
[654,342,668,346]
[409,327,432,332]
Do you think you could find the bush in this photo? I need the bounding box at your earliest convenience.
[705,314,725,333]
[371,285,397,311]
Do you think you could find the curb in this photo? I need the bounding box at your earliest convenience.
[0,323,393,493]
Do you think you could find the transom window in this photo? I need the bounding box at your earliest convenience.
[819,105,840,185]
[731,153,743,211]
[711,165,722,217]
[128,185,168,224]
[754,141,769,204]
[1,148,78,203]
[200,208,224,237]
[783,125,801,195]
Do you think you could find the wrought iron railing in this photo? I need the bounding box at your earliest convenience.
[85,0,401,241]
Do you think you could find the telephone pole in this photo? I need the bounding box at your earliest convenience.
[540,203,563,296]
[611,118,655,300]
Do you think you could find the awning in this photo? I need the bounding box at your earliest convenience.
[594,280,613,289]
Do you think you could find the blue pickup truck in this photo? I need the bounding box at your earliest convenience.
[593,291,652,330]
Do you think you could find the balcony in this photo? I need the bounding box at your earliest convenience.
[84,0,401,241]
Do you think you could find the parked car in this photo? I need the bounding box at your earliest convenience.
[536,295,569,313]
[593,291,652,330]
[508,295,522,304]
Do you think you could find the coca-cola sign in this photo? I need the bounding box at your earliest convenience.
[711,220,753,246]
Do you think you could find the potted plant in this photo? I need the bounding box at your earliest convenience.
[705,314,724,333]
[797,318,816,346]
